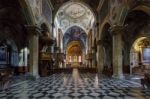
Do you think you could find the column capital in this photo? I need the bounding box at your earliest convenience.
[110,25,126,35]
[97,40,104,46]
[25,25,42,36]
[91,46,95,50]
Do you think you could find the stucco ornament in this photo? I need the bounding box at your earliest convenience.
[55,2,95,34]
[65,4,86,19]
[27,0,42,21]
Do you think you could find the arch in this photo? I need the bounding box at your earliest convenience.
[123,9,150,74]
[63,25,87,34]
[132,5,150,15]
[66,41,82,54]
[121,5,150,26]
[129,34,150,53]
[131,37,148,52]
[130,36,150,74]
[18,0,36,25]
[124,10,150,51]
[0,39,18,52]
[63,26,87,51]
[65,41,83,66]
[64,37,86,53]
[0,39,19,67]
[98,21,112,40]
[99,22,113,69]
[6,39,18,52]
[64,25,86,34]
[100,23,112,40]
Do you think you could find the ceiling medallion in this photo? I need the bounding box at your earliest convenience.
[65,4,86,19]
[58,11,64,17]
[61,19,70,27]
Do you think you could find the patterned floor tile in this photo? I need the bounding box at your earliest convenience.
[0,69,150,99]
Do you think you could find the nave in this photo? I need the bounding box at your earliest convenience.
[0,69,149,99]
[0,0,150,99]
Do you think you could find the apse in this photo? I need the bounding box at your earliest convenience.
[63,26,87,67]
[63,26,87,51]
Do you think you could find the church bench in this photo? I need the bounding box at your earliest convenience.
[141,73,150,89]
[102,66,113,77]
[0,68,13,90]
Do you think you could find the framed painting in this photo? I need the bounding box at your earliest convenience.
[142,47,150,64]
[0,46,7,68]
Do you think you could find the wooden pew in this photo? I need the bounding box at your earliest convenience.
[102,66,113,77]
[141,73,150,89]
[0,68,13,90]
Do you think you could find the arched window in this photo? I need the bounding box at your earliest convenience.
[0,40,11,68]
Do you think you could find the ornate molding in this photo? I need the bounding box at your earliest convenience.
[91,46,97,52]
[110,25,126,35]
[25,25,42,36]
[40,36,55,46]
[86,53,93,60]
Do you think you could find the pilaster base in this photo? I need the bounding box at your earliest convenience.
[98,72,103,77]
[112,74,124,79]
[33,74,40,79]
[28,72,40,80]
[97,69,103,74]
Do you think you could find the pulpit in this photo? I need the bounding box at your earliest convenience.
[39,52,53,77]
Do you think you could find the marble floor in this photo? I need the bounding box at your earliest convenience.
[0,69,150,99]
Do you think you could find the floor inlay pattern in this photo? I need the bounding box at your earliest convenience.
[0,69,150,99]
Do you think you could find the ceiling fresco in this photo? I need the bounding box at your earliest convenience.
[26,0,42,21]
[55,1,95,33]
[65,3,86,18]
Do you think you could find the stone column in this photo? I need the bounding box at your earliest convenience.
[97,40,104,74]
[111,26,125,79]
[92,47,97,68]
[26,26,41,78]
[92,49,95,68]
[89,50,92,68]
[123,47,130,74]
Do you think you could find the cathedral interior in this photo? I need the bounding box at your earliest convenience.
[0,0,150,99]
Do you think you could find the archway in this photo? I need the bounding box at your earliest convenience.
[99,23,113,74]
[0,39,19,70]
[130,37,150,74]
[66,41,83,67]
[123,9,150,74]
[54,1,96,69]
[63,26,87,68]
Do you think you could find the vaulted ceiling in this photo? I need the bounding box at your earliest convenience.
[55,1,95,33]
[63,26,86,50]
[0,0,27,49]
[51,0,100,12]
